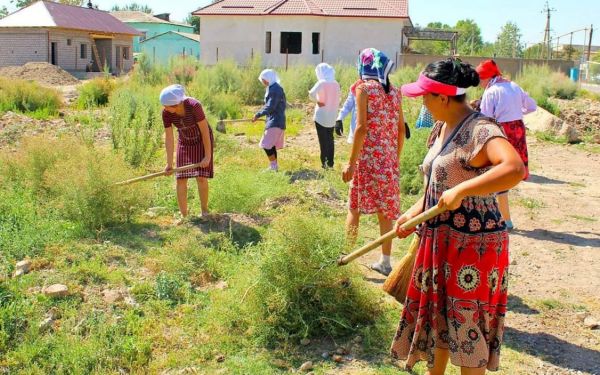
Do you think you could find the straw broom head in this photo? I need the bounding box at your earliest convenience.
[382,234,420,303]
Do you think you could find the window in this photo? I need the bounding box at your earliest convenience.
[80,44,87,59]
[123,47,130,60]
[280,32,301,54]
[67,39,72,46]
[312,33,320,55]
[265,31,272,54]
[139,31,147,42]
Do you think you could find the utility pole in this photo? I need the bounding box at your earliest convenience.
[542,1,556,60]
[587,24,594,62]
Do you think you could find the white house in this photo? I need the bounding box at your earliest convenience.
[192,0,412,66]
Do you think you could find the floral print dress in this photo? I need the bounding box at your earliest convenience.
[390,113,510,371]
[348,79,402,220]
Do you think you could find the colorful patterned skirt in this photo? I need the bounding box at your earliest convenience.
[390,215,509,371]
[499,119,529,180]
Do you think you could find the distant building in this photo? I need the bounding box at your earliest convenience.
[0,1,139,74]
[555,44,600,59]
[140,31,200,65]
[110,11,196,55]
[192,0,412,66]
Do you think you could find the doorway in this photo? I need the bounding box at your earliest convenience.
[51,42,57,65]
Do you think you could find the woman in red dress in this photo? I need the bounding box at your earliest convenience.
[342,48,406,276]
[160,84,214,222]
[392,59,525,374]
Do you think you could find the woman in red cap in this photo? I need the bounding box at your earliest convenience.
[475,59,536,230]
[391,58,525,374]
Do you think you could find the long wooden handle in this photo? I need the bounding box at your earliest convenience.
[337,205,446,266]
[113,163,204,186]
[219,118,265,124]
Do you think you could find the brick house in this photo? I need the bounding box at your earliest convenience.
[0,1,141,74]
[192,0,412,66]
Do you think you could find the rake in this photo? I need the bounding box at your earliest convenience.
[216,118,265,134]
[112,163,204,186]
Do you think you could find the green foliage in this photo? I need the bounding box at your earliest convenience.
[516,65,577,115]
[494,22,523,58]
[168,56,199,86]
[409,22,453,55]
[401,128,430,195]
[109,85,163,167]
[131,53,167,86]
[0,77,61,118]
[76,77,115,108]
[0,188,75,264]
[210,166,290,214]
[278,65,316,102]
[184,15,200,34]
[111,2,152,13]
[210,211,382,345]
[155,271,186,305]
[1,136,152,231]
[455,19,483,56]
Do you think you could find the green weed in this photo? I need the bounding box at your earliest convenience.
[0,77,61,118]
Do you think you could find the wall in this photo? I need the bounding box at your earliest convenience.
[0,29,49,67]
[199,15,410,66]
[400,54,575,78]
[48,29,94,71]
[200,16,264,65]
[129,21,195,52]
[140,33,200,65]
[0,28,134,73]
[112,35,134,73]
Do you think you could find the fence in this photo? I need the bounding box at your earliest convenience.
[398,54,575,78]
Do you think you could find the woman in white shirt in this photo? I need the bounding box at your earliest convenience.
[476,59,537,230]
[309,63,341,169]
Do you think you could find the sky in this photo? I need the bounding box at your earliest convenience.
[2,0,598,46]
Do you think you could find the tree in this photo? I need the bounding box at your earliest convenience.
[455,19,483,56]
[111,3,152,13]
[184,14,200,34]
[523,43,544,59]
[0,6,8,18]
[409,22,454,55]
[12,0,83,7]
[494,22,523,58]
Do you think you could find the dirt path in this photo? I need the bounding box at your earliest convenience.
[319,134,600,374]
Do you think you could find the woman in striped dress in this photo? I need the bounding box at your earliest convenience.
[160,84,214,222]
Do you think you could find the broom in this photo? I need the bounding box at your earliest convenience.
[382,234,421,303]
[337,205,445,266]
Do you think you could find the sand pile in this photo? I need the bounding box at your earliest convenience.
[0,62,79,86]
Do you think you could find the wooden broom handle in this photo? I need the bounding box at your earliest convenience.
[113,163,204,186]
[219,118,265,124]
[337,205,446,266]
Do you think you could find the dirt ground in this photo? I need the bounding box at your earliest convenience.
[349,136,600,375]
[2,98,599,373]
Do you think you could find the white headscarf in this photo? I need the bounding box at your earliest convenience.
[315,63,335,82]
[258,69,280,86]
[159,84,186,106]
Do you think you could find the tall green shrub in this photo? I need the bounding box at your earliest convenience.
[109,86,163,167]
[517,65,577,115]
[0,78,61,118]
[76,77,115,108]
